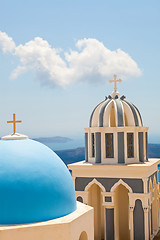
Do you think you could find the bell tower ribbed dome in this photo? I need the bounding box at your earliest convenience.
[89,94,143,128]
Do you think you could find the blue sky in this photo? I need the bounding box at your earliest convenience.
[0,0,159,143]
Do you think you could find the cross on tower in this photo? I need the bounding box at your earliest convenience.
[109,74,122,92]
[7,113,22,134]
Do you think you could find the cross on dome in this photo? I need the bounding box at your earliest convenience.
[109,74,122,92]
[7,113,22,134]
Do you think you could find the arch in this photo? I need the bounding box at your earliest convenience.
[110,179,133,193]
[103,100,114,127]
[77,196,83,203]
[85,178,105,192]
[87,181,104,239]
[91,101,105,127]
[153,175,157,186]
[89,100,105,127]
[114,183,130,239]
[133,103,143,126]
[99,98,111,127]
[122,101,135,126]
[134,199,145,240]
[79,231,88,240]
[109,105,116,127]
[149,179,153,235]
[123,99,139,126]
[149,179,153,192]
[114,98,125,127]
[152,175,158,231]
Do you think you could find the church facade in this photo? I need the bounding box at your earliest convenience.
[69,75,160,240]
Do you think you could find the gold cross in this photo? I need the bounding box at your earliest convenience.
[7,113,22,134]
[109,74,122,92]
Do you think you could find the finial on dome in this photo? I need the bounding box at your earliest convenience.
[7,113,22,134]
[2,113,28,140]
[109,74,122,92]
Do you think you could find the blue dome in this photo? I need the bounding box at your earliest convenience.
[0,139,76,224]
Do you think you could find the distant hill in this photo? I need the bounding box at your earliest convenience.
[55,147,85,165]
[33,136,72,143]
[55,144,160,166]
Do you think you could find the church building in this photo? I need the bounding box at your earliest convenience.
[69,75,160,240]
[0,75,159,240]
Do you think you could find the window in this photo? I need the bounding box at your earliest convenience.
[127,133,134,158]
[105,133,114,158]
[91,133,95,157]
[77,196,83,203]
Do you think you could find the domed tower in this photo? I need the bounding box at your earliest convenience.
[85,75,148,164]
[69,75,160,240]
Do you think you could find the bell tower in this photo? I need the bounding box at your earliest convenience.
[85,75,148,165]
[69,75,160,240]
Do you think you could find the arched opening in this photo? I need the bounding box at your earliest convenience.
[77,196,83,203]
[124,113,128,126]
[149,181,153,235]
[133,199,144,240]
[88,183,104,240]
[114,184,130,240]
[152,178,158,231]
[103,100,113,127]
[110,106,116,127]
[79,231,88,240]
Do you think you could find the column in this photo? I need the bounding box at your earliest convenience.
[142,178,148,194]
[139,132,144,162]
[149,204,151,240]
[95,132,101,163]
[144,207,149,240]
[129,206,134,240]
[85,132,88,162]
[118,132,124,163]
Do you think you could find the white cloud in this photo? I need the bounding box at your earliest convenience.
[0,31,16,53]
[0,31,142,87]
[65,38,141,82]
[11,37,69,87]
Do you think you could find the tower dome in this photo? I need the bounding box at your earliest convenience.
[84,75,148,165]
[0,138,76,224]
[90,94,143,128]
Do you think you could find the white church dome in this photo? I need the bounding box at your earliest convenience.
[89,93,143,128]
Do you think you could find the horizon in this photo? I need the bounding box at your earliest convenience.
[31,135,160,146]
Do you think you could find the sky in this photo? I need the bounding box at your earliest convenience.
[0,0,159,143]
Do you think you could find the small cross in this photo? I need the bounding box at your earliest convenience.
[109,74,122,92]
[7,113,22,134]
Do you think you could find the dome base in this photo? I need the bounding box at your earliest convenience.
[1,133,28,140]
